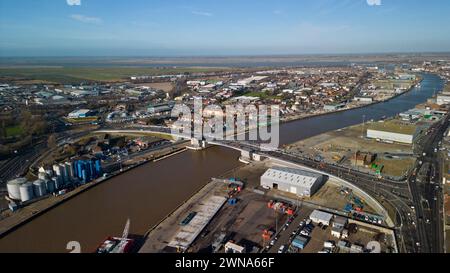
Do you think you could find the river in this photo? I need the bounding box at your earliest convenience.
[0,73,444,253]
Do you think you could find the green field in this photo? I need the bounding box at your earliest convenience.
[0,67,233,84]
[65,117,100,124]
[5,125,24,137]
[245,91,280,100]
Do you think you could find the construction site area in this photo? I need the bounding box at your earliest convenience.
[286,121,418,178]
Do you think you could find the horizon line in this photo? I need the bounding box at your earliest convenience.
[1,51,450,59]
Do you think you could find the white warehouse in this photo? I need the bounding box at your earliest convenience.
[366,120,420,144]
[260,167,324,197]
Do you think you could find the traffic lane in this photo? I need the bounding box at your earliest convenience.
[409,177,430,252]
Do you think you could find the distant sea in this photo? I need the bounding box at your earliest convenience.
[1,53,448,69]
[0,56,356,68]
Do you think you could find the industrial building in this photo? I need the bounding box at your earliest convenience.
[323,103,346,112]
[68,109,96,119]
[367,120,420,144]
[260,167,324,197]
[354,96,374,104]
[437,94,450,105]
[224,242,246,253]
[331,216,348,239]
[291,236,309,250]
[309,210,333,226]
[399,110,423,121]
[147,102,174,115]
[350,151,375,167]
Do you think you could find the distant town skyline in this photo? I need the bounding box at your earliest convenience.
[1,0,450,56]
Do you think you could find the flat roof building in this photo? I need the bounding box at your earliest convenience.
[224,242,246,254]
[323,103,346,112]
[367,120,420,144]
[68,109,95,119]
[260,167,324,197]
[147,102,174,115]
[309,210,333,226]
[437,95,450,106]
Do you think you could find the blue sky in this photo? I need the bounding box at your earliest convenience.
[0,0,450,56]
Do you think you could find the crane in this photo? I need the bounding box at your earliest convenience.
[113,219,130,253]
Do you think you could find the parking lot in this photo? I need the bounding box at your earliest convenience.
[266,206,394,253]
[267,207,314,253]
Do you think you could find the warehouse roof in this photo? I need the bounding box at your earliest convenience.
[309,210,333,223]
[367,120,418,135]
[261,167,322,188]
[69,109,92,116]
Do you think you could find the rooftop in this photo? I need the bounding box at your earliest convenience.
[167,196,227,251]
[261,167,323,188]
[310,210,334,222]
[69,109,92,115]
[367,120,418,135]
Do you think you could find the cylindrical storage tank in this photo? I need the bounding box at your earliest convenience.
[19,183,35,202]
[38,172,49,181]
[81,169,87,184]
[46,179,56,193]
[7,178,27,200]
[52,177,62,190]
[53,164,63,176]
[45,169,55,177]
[95,160,102,176]
[59,163,68,183]
[89,160,96,178]
[76,161,84,180]
[33,179,47,197]
[66,162,75,180]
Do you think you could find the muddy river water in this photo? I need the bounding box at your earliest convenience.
[0,73,444,252]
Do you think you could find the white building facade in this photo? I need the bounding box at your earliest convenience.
[367,129,418,144]
[260,167,324,197]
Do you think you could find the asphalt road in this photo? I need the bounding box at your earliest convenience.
[408,114,448,253]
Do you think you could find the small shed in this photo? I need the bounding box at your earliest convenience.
[310,210,333,226]
[291,236,309,250]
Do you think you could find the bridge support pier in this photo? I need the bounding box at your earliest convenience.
[239,151,265,164]
[187,138,209,150]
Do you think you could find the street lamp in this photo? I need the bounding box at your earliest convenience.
[118,155,123,172]
[362,114,366,139]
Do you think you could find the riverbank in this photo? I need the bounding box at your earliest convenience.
[0,142,189,239]
[280,77,421,127]
[0,73,442,253]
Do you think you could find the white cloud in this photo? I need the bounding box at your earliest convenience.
[191,11,213,17]
[70,14,102,24]
[367,0,382,6]
[67,0,81,6]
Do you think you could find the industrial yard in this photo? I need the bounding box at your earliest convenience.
[139,158,395,254]
[286,122,417,178]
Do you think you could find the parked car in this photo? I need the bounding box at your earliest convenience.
[278,245,286,253]
[300,230,310,236]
